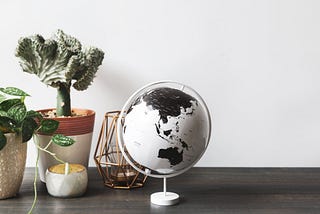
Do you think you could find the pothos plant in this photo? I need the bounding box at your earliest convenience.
[0,87,75,214]
[15,29,104,117]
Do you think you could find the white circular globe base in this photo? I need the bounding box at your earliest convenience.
[150,192,179,206]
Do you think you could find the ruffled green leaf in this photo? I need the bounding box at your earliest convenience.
[16,30,104,117]
[15,30,81,87]
[16,30,104,91]
[72,47,104,91]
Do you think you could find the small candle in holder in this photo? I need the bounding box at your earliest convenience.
[45,163,88,198]
[111,168,136,182]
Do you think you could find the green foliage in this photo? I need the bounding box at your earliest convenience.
[52,134,75,147]
[39,119,59,134]
[0,87,30,97]
[8,103,27,123]
[0,99,21,112]
[15,30,105,116]
[26,110,42,119]
[0,87,74,151]
[21,118,38,142]
[0,86,76,214]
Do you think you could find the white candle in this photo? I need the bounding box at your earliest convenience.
[45,163,88,198]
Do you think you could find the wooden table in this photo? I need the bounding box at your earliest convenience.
[1,168,320,213]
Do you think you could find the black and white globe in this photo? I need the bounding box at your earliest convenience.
[117,81,211,178]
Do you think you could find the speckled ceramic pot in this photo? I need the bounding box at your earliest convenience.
[0,133,26,199]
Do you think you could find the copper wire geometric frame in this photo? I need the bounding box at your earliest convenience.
[94,111,147,189]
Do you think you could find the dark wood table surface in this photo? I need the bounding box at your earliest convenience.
[1,167,320,213]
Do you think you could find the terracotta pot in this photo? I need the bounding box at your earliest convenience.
[36,108,95,182]
[0,133,27,199]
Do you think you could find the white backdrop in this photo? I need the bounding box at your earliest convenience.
[1,0,320,167]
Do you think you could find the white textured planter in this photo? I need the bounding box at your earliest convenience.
[0,133,26,199]
[46,163,88,197]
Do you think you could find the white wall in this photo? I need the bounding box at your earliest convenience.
[1,0,320,167]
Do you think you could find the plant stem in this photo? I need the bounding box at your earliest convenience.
[28,139,40,214]
[28,136,66,213]
[43,139,52,150]
[56,83,71,117]
[35,141,65,164]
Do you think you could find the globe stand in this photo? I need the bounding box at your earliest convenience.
[150,177,179,206]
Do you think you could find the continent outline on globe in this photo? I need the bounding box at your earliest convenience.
[123,86,208,174]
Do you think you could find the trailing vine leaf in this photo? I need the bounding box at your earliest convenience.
[26,110,43,120]
[52,134,75,147]
[0,86,77,214]
[8,103,27,123]
[0,87,30,97]
[0,116,15,133]
[0,111,9,117]
[39,119,59,134]
[0,131,6,151]
[22,118,38,142]
[0,99,22,111]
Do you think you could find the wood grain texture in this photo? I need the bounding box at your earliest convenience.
[1,168,320,214]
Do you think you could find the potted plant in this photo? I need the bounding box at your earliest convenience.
[0,87,74,203]
[15,29,104,181]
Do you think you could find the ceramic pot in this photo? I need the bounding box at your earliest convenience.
[0,133,26,199]
[45,163,88,197]
[36,108,95,182]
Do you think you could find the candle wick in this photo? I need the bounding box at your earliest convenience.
[65,162,69,175]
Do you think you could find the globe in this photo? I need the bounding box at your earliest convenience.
[117,81,211,205]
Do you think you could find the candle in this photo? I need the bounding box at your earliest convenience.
[111,167,136,182]
[45,163,88,198]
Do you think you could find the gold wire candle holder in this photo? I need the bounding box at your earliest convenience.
[94,111,147,189]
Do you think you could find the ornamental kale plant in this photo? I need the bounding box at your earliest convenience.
[15,30,105,117]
